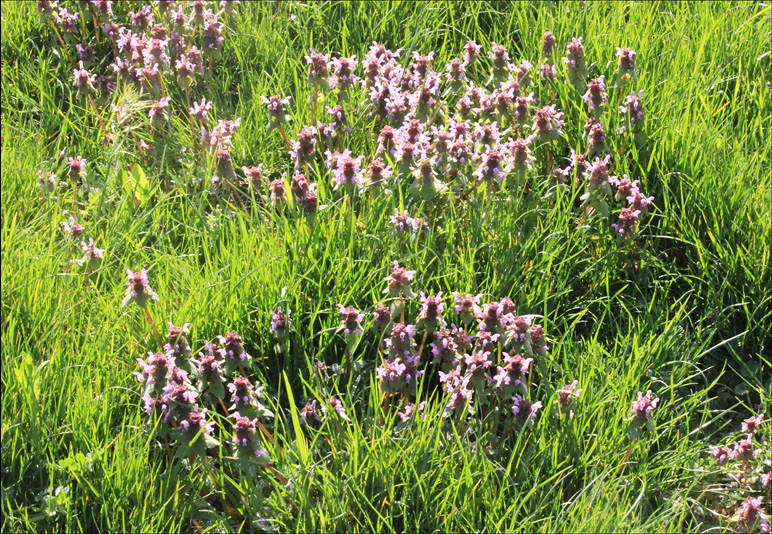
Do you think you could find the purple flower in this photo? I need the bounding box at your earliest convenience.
[542,31,557,63]
[394,141,426,173]
[331,154,365,191]
[430,326,460,368]
[384,323,417,359]
[448,139,470,169]
[366,158,392,187]
[562,37,588,83]
[373,303,392,330]
[242,164,263,190]
[439,365,464,393]
[557,381,582,418]
[507,315,532,343]
[331,55,358,93]
[190,1,211,26]
[630,390,659,423]
[627,190,655,214]
[326,105,351,133]
[616,47,637,77]
[228,376,264,407]
[367,41,401,67]
[142,393,166,418]
[730,434,761,462]
[397,401,427,423]
[512,93,535,128]
[473,144,510,185]
[261,95,292,131]
[742,413,764,435]
[36,0,56,20]
[300,400,319,423]
[619,90,645,128]
[761,471,771,489]
[193,353,223,382]
[296,183,324,215]
[321,396,348,419]
[488,42,511,73]
[463,40,481,66]
[76,44,94,63]
[612,208,641,242]
[475,331,500,354]
[377,354,423,394]
[122,268,160,308]
[585,155,613,194]
[62,216,84,239]
[509,136,536,174]
[68,156,86,182]
[92,0,113,21]
[270,307,291,337]
[477,301,507,335]
[492,352,533,398]
[289,125,318,168]
[149,96,172,126]
[417,292,445,330]
[38,171,57,192]
[269,178,287,208]
[709,445,730,465]
[211,118,241,151]
[79,238,103,267]
[512,395,543,422]
[464,350,493,382]
[162,382,199,421]
[202,14,224,56]
[176,54,197,88]
[583,76,607,115]
[143,37,170,68]
[531,105,565,142]
[445,378,474,417]
[571,149,589,180]
[385,261,416,299]
[135,351,175,390]
[178,404,215,435]
[129,5,154,31]
[377,357,408,388]
[539,63,557,81]
[410,50,435,80]
[515,60,533,88]
[586,121,608,158]
[474,122,501,147]
[445,57,466,84]
[449,119,471,141]
[452,292,481,325]
[736,497,768,533]
[609,174,640,202]
[215,149,237,183]
[305,48,331,89]
[218,331,247,361]
[232,416,263,457]
[389,209,422,235]
[338,304,365,336]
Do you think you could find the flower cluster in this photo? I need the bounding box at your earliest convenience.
[135,321,273,461]
[705,411,769,531]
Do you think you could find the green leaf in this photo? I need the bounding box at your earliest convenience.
[130,164,153,205]
[283,371,309,466]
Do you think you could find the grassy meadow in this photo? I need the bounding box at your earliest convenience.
[1,1,770,532]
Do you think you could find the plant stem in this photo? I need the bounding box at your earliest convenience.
[49,20,66,48]
[277,124,291,152]
[143,307,163,346]
[87,93,110,140]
